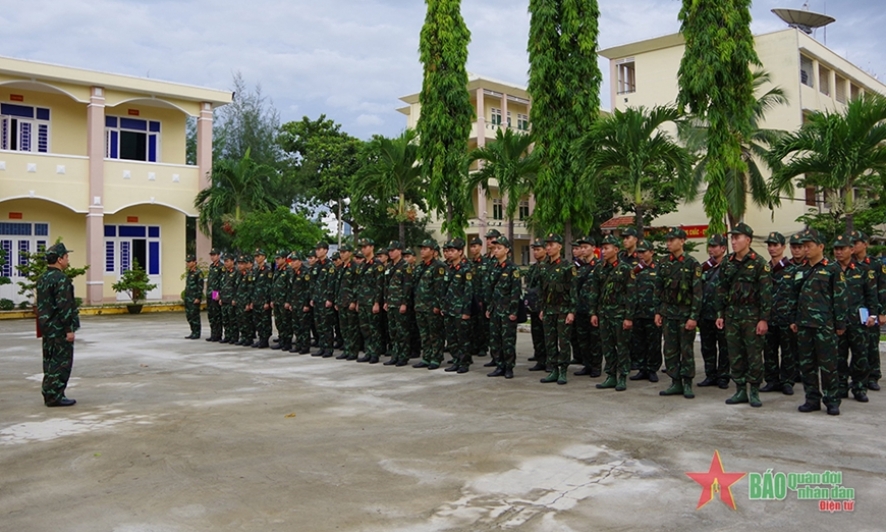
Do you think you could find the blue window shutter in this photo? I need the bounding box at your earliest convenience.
[20,122,31,151]
[109,130,118,158]
[119,241,130,274]
[1,103,34,118]
[106,241,115,272]
[148,241,160,275]
[119,226,146,238]
[104,225,116,237]
[0,240,11,277]
[120,117,147,131]
[36,108,50,120]
[149,121,160,132]
[1,117,7,150]
[37,124,48,153]
[37,240,46,252]
[106,116,117,128]
[34,223,49,236]
[148,134,157,162]
[148,226,160,238]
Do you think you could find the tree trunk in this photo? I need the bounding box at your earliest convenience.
[635,205,645,239]
[446,203,454,239]
[844,184,854,232]
[399,222,406,245]
[845,213,854,233]
[727,213,740,232]
[564,220,573,261]
[507,216,515,243]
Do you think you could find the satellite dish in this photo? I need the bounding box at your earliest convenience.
[772,8,836,35]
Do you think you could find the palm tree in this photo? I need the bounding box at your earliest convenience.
[769,94,886,232]
[194,148,281,237]
[352,129,425,244]
[579,105,692,236]
[468,128,539,242]
[680,70,788,229]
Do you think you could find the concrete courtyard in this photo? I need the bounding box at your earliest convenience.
[1,312,884,531]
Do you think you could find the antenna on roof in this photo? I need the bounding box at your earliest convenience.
[772,3,835,37]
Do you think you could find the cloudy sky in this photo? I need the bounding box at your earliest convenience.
[3,0,884,139]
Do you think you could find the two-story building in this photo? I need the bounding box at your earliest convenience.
[598,27,886,245]
[0,56,231,305]
[398,75,537,264]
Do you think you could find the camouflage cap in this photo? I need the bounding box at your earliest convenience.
[789,232,805,246]
[763,231,785,245]
[376,247,389,256]
[46,242,73,256]
[707,234,727,247]
[492,236,512,248]
[443,238,465,250]
[798,228,823,245]
[354,251,365,259]
[419,238,437,249]
[253,248,266,257]
[185,254,197,262]
[469,236,483,246]
[331,251,341,260]
[576,235,596,246]
[728,222,754,238]
[357,237,375,247]
[339,243,353,252]
[402,248,415,256]
[485,229,502,239]
[209,248,221,255]
[601,234,621,247]
[849,230,868,244]
[275,249,289,259]
[288,251,305,261]
[544,233,564,244]
[832,234,853,248]
[387,240,403,251]
[635,240,653,253]
[237,254,251,263]
[222,252,235,261]
[315,241,329,249]
[621,227,639,238]
[530,238,544,248]
[666,227,687,240]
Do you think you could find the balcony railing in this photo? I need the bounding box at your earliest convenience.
[0,151,90,211]
[103,159,200,215]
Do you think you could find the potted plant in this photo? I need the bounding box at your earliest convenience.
[112,260,157,314]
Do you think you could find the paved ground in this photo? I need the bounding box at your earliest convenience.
[1,313,884,532]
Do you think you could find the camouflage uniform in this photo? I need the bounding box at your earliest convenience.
[311,255,337,353]
[470,253,491,359]
[336,258,362,360]
[184,260,204,338]
[655,242,703,387]
[572,250,598,373]
[525,245,547,367]
[442,250,474,370]
[631,256,662,376]
[271,256,293,350]
[590,243,637,388]
[487,252,522,371]
[764,254,802,390]
[36,248,80,405]
[414,252,446,366]
[540,234,576,383]
[356,256,386,361]
[219,258,239,343]
[794,249,847,411]
[700,256,730,385]
[853,242,884,390]
[717,244,772,400]
[251,257,274,346]
[619,248,641,369]
[385,254,414,364]
[288,259,312,353]
[234,259,255,345]
[835,241,875,399]
[206,254,224,341]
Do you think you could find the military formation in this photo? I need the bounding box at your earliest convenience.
[189,223,884,416]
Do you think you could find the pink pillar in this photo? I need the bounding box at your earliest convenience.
[196,102,213,260]
[85,87,106,304]
[501,92,509,129]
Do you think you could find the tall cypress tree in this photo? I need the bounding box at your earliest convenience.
[417,0,473,238]
[677,0,761,234]
[527,0,602,249]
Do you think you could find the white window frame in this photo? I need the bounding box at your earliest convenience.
[616,59,636,95]
[105,116,162,162]
[490,107,502,126]
[0,104,51,153]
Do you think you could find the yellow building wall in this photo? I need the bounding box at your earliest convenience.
[0,198,88,299]
[0,89,88,156]
[104,102,189,165]
[0,76,91,103]
[103,160,199,216]
[103,205,186,301]
[0,151,89,212]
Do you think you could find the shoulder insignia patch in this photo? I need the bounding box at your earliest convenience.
[882,265,886,275]
[514,270,520,279]
[695,268,702,278]
[305,275,310,281]
[572,269,577,276]
[763,263,771,272]
[466,272,473,281]
[377,265,384,272]
[869,270,876,280]
[439,268,445,275]
[840,273,846,282]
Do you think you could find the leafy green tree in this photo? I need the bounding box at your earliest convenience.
[351,129,426,244]
[278,115,365,239]
[417,0,474,238]
[677,0,761,234]
[680,71,788,228]
[579,105,691,236]
[528,0,602,253]
[232,207,329,254]
[468,128,539,242]
[194,148,282,249]
[770,94,886,232]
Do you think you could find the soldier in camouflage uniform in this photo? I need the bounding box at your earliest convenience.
[36,243,80,407]
[356,238,385,364]
[288,252,313,354]
[526,240,549,372]
[205,249,224,342]
[184,254,204,339]
[413,240,447,369]
[572,236,599,377]
[383,241,414,367]
[793,229,847,416]
[629,240,661,383]
[311,242,337,357]
[655,227,703,399]
[698,234,730,389]
[590,235,637,391]
[441,239,474,372]
[834,234,875,402]
[219,253,239,344]
[468,236,491,364]
[762,232,802,395]
[716,223,772,408]
[376,248,390,357]
[331,251,344,350]
[234,255,255,346]
[334,244,361,360]
[403,248,422,358]
[619,227,641,267]
[270,251,293,351]
[252,250,274,348]
[539,233,576,385]
[485,236,522,379]
[850,231,884,391]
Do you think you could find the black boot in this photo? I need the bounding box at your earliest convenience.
[629,370,649,381]
[528,362,546,372]
[574,366,592,376]
[356,355,371,363]
[487,367,505,377]
[759,381,780,393]
[696,376,718,387]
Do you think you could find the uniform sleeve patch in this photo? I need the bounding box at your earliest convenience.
[514,270,520,279]
[439,268,445,275]
[377,265,384,272]
[466,272,473,281]
[869,270,876,279]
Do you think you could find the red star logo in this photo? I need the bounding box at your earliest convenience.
[686,450,746,510]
